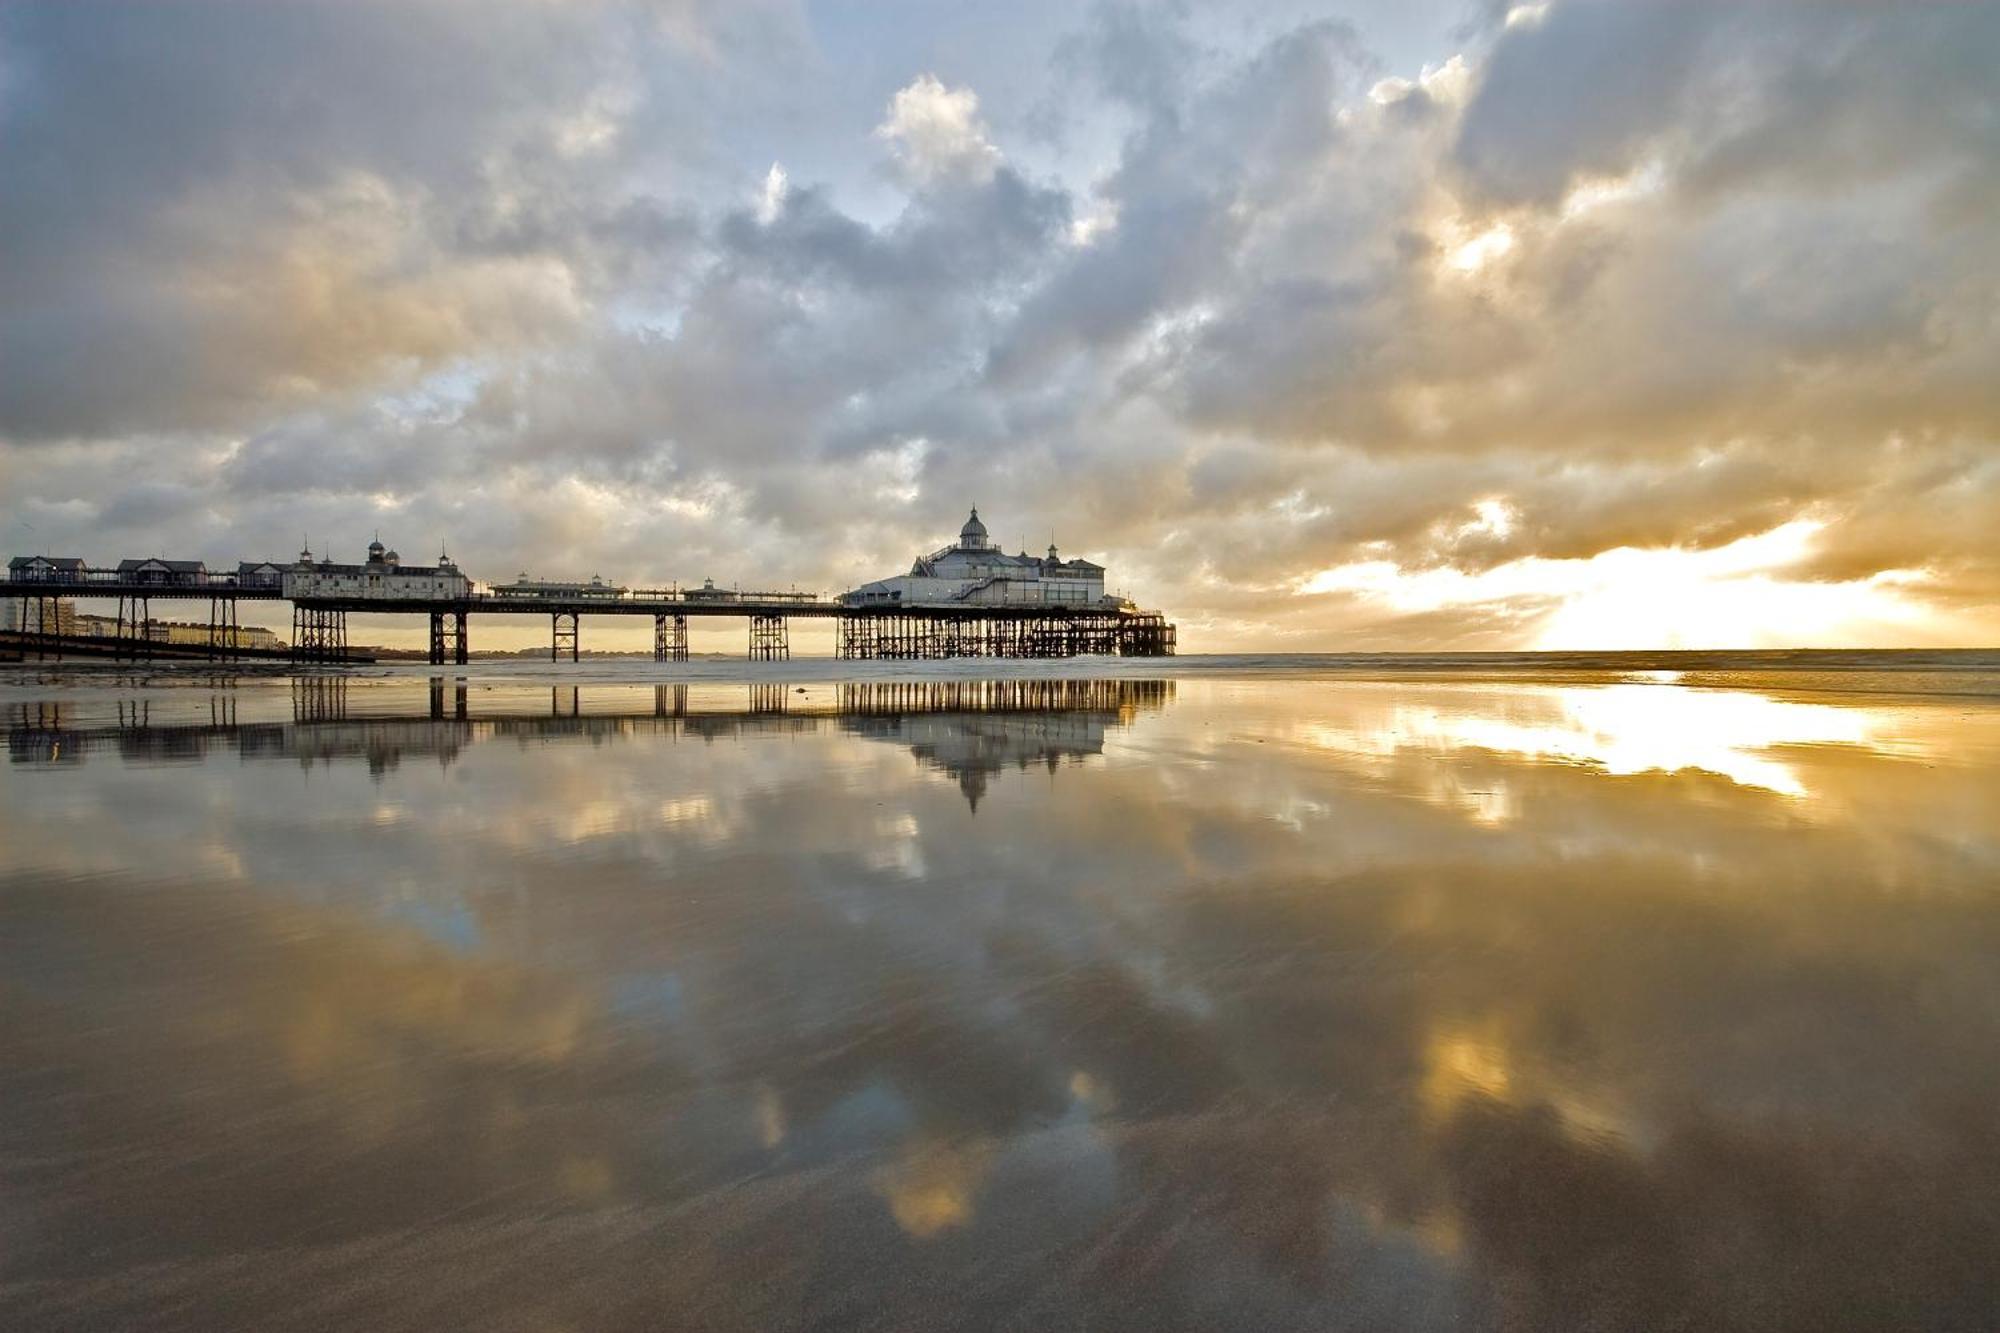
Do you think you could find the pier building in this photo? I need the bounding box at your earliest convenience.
[282,539,470,601]
[839,509,1116,609]
[8,556,86,583]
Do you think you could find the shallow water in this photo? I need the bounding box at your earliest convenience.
[3,661,1999,1330]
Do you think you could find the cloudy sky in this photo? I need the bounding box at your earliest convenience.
[2,0,1996,650]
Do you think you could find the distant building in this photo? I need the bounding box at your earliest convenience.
[71,613,284,650]
[7,555,86,583]
[149,620,285,649]
[282,539,470,602]
[840,509,1119,609]
[2,597,76,635]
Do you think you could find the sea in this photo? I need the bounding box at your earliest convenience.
[2,649,1997,1330]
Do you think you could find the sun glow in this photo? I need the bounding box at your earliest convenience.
[1296,519,1943,650]
[1446,223,1515,274]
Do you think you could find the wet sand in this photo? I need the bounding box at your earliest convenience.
[3,658,1998,1330]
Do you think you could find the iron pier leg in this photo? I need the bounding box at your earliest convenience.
[455,611,468,665]
[653,613,690,663]
[747,614,789,661]
[551,611,579,663]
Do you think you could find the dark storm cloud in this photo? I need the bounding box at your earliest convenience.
[1,0,1996,644]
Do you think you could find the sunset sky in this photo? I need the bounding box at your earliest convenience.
[2,1,1995,650]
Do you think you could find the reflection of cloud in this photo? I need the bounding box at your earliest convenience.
[865,812,926,877]
[753,1083,787,1149]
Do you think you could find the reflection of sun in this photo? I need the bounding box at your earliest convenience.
[1423,1031,1512,1120]
[1304,683,1889,800]
[1422,1026,1632,1146]
[871,1138,997,1239]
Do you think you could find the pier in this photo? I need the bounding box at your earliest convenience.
[6,566,1175,664]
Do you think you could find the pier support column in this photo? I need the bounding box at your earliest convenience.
[747,614,789,661]
[454,611,469,665]
[552,610,579,663]
[1116,613,1175,656]
[654,613,689,662]
[31,592,58,660]
[837,615,879,659]
[115,595,152,660]
[207,596,240,658]
[290,606,348,663]
[428,610,468,666]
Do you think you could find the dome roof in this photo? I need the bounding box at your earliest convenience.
[959,507,989,547]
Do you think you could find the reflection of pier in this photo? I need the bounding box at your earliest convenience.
[837,680,1173,809]
[7,679,1174,798]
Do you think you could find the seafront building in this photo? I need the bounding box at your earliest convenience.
[839,509,1120,609]
[67,613,285,650]
[2,595,77,636]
